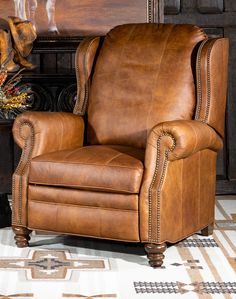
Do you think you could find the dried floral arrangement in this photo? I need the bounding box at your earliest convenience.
[0,67,32,119]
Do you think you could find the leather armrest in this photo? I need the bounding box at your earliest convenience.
[140,120,222,242]
[146,120,223,162]
[140,120,223,244]
[12,111,84,227]
[13,111,84,158]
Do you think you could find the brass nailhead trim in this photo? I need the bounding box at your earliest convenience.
[12,122,35,226]
[205,40,215,123]
[195,39,209,120]
[148,133,176,243]
[195,39,215,123]
[74,46,81,115]
[74,37,99,116]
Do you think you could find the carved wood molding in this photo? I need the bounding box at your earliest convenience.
[156,0,165,22]
[149,0,164,23]
[58,84,77,112]
[197,0,224,14]
[164,0,180,15]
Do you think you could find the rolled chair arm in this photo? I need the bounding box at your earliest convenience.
[140,119,223,243]
[13,111,84,158]
[12,111,84,227]
[146,120,223,162]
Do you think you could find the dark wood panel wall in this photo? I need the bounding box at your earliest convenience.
[2,0,235,195]
[0,40,80,195]
[24,40,80,113]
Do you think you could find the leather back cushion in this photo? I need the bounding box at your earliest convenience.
[87,23,207,148]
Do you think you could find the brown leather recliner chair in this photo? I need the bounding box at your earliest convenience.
[12,23,229,267]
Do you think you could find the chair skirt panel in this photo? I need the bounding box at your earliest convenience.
[140,149,217,243]
[27,186,140,242]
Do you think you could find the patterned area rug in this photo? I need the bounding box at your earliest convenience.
[0,197,235,299]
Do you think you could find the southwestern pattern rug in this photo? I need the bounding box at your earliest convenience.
[0,196,235,299]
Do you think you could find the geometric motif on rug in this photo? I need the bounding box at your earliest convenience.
[134,281,236,294]
[0,250,110,280]
[144,260,203,270]
[177,238,219,247]
[0,294,33,299]
[170,259,203,269]
[62,294,117,298]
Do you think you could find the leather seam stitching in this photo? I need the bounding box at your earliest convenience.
[81,37,100,115]
[31,160,143,170]
[29,182,139,194]
[29,200,138,212]
[74,37,99,115]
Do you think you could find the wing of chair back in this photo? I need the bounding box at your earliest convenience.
[12,24,229,268]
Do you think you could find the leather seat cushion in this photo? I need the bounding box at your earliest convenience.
[29,145,145,194]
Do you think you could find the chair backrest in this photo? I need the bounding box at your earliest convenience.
[87,23,207,148]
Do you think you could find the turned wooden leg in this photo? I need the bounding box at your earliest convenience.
[144,243,167,268]
[12,226,31,247]
[201,223,214,236]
